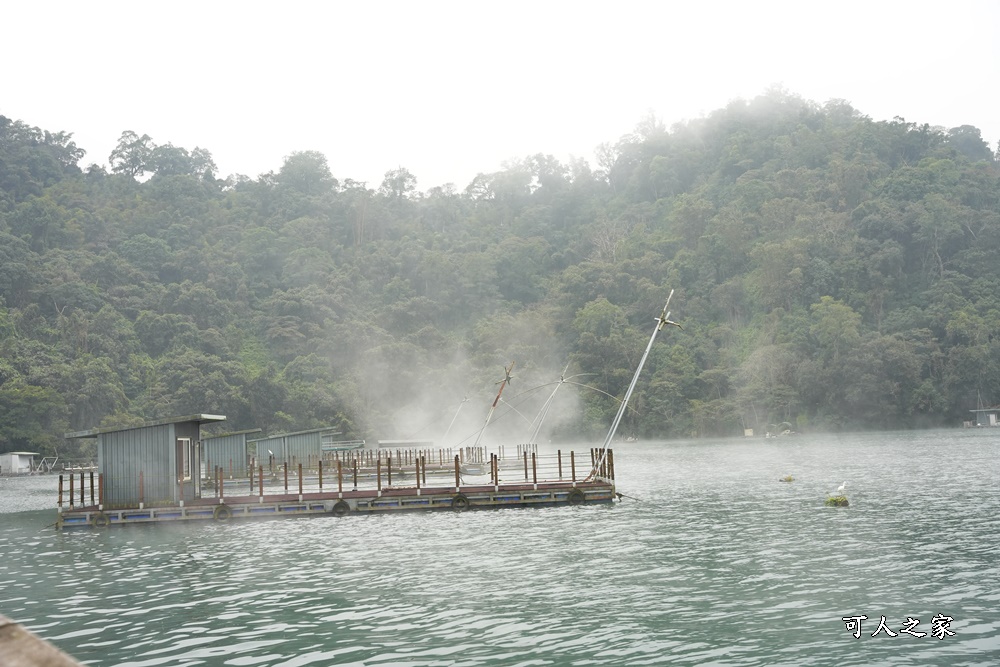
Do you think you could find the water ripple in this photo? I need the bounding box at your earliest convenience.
[1,430,999,665]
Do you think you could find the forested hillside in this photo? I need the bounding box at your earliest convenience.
[2,90,998,459]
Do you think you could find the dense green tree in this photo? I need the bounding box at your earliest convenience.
[1,96,998,443]
[108,130,154,178]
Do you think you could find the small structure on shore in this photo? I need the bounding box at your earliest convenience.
[0,452,39,476]
[966,406,1000,427]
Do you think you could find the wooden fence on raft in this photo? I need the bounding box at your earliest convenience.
[57,446,615,511]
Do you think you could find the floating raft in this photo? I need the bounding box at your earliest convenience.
[55,447,616,529]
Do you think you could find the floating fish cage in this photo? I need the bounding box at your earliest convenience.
[55,446,617,529]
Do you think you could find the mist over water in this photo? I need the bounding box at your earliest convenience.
[2,430,998,666]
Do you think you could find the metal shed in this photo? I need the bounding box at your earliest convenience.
[969,408,1000,427]
[248,427,341,467]
[0,451,38,475]
[64,415,226,508]
[202,428,262,479]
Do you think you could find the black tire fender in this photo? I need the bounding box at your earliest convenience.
[332,500,350,517]
[567,488,586,505]
[92,512,110,528]
[452,493,471,512]
[213,504,233,521]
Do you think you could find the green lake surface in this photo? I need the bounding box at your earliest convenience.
[1,430,998,666]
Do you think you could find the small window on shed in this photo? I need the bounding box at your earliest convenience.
[177,438,193,480]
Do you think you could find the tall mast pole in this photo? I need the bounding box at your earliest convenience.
[473,362,515,448]
[591,290,679,478]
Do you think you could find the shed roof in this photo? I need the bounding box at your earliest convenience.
[202,428,263,441]
[248,426,341,442]
[64,414,227,439]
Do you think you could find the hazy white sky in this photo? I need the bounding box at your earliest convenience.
[4,1,998,190]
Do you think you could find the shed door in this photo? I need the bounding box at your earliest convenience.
[176,438,193,501]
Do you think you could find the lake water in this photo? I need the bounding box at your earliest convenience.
[1,430,998,666]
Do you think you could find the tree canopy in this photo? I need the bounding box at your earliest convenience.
[1,90,998,459]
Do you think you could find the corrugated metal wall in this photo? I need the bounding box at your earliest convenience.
[99,424,175,507]
[284,432,323,465]
[202,434,249,478]
[248,436,285,463]
[248,430,337,467]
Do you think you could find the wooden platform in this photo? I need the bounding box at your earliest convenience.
[56,479,616,528]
